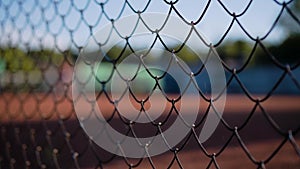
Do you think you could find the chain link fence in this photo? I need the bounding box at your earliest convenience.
[0,0,300,168]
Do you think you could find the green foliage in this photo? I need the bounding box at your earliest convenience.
[0,47,76,92]
[174,44,201,63]
[0,48,69,73]
[28,49,65,67]
[105,45,132,62]
[1,48,35,73]
[279,0,300,35]
[218,40,252,59]
[217,35,300,66]
[291,0,300,11]
[216,40,257,67]
[268,34,300,65]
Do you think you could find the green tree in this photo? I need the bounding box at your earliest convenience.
[217,40,255,67]
[280,0,300,35]
[268,34,300,65]
[1,48,35,73]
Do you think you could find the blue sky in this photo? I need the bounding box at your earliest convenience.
[79,0,287,43]
[0,0,290,50]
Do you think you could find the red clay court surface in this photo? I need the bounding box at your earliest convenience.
[0,93,299,168]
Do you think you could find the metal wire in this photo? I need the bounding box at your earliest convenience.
[0,0,300,168]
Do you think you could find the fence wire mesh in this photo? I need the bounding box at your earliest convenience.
[0,0,300,168]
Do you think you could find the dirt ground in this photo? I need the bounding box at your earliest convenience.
[101,139,300,169]
[0,94,299,168]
